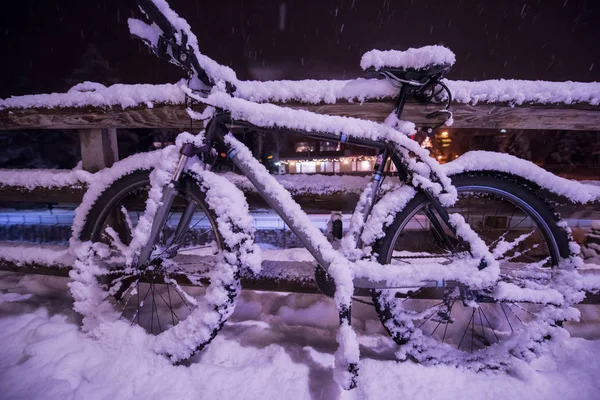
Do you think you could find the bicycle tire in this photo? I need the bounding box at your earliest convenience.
[373,171,575,367]
[75,169,238,362]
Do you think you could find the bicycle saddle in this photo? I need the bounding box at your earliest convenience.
[361,45,455,85]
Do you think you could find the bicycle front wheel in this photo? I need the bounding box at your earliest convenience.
[74,169,238,362]
[373,172,574,366]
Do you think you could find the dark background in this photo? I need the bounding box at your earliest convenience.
[1,0,599,98]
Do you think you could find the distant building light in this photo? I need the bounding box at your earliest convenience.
[421,136,432,149]
[437,155,443,160]
[358,160,371,171]
[500,129,507,133]
[267,155,273,159]
[274,162,279,166]
[441,131,449,137]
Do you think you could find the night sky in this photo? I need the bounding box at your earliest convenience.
[1,0,599,98]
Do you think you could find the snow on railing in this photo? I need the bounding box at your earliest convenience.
[1,78,599,111]
[1,154,599,203]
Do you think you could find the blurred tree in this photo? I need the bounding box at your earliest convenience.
[583,222,600,265]
[500,130,532,160]
[64,43,119,88]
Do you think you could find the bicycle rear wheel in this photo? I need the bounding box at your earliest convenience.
[373,172,575,366]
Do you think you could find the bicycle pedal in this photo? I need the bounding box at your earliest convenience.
[347,363,359,390]
[327,211,343,243]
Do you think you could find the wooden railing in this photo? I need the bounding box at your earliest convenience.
[1,85,599,292]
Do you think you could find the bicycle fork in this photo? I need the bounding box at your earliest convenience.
[137,150,192,267]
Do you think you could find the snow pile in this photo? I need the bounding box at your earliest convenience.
[0,243,72,268]
[2,78,599,110]
[2,273,600,399]
[0,82,185,110]
[447,79,600,106]
[234,78,397,104]
[2,78,599,111]
[360,46,457,71]
[0,167,92,189]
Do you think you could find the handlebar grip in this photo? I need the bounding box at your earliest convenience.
[363,69,382,79]
[137,0,177,37]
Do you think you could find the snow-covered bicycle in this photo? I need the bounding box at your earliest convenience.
[69,0,584,389]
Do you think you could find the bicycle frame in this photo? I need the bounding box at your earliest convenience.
[129,0,465,291]
[136,105,461,291]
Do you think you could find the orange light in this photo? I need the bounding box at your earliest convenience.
[441,131,449,137]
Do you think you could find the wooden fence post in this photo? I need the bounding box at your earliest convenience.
[78,128,118,172]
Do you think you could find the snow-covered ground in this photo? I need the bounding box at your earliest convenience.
[1,269,600,400]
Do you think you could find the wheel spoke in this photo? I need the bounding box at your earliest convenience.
[504,303,525,325]
[441,301,455,343]
[166,283,177,326]
[374,177,567,361]
[481,304,501,340]
[431,320,443,336]
[471,308,475,353]
[417,302,445,328]
[478,308,489,346]
[151,285,163,334]
[458,308,475,350]
[117,280,139,319]
[154,283,182,324]
[511,302,538,318]
[131,282,153,325]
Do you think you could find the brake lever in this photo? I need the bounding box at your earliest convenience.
[156,36,172,61]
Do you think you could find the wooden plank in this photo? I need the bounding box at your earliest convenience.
[0,180,599,216]
[1,99,599,131]
[0,185,86,204]
[79,128,119,172]
[0,259,321,295]
[2,258,600,302]
[0,183,362,211]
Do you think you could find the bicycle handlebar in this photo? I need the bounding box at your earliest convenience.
[134,0,215,91]
[137,0,176,37]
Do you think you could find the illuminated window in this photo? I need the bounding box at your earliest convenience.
[300,161,316,174]
[295,142,315,152]
[320,141,340,152]
[358,160,371,171]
